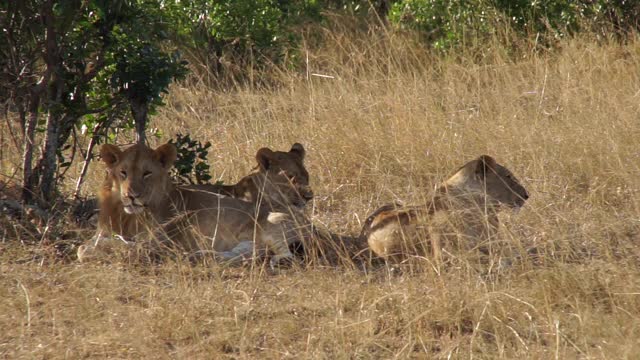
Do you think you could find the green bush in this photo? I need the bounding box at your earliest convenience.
[169,134,213,185]
[162,0,322,80]
[389,0,493,50]
[389,0,640,50]
[496,0,640,38]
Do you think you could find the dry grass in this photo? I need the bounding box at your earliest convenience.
[2,24,640,358]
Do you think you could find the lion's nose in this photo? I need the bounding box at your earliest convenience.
[128,189,141,198]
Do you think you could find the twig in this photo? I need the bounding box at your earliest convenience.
[538,64,548,114]
[311,73,335,79]
[17,281,31,329]
[469,301,488,360]
[554,319,560,360]
[3,104,22,151]
[73,124,101,199]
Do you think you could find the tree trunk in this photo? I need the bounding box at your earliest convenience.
[33,0,62,206]
[39,109,62,205]
[56,113,77,149]
[130,98,148,145]
[375,0,391,25]
[21,94,39,204]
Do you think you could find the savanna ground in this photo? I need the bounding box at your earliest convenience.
[2,25,640,358]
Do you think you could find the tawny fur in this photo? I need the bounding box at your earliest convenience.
[360,155,529,263]
[78,142,313,264]
[198,143,312,204]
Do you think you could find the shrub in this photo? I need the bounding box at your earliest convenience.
[389,0,640,50]
[162,0,322,82]
[169,134,213,185]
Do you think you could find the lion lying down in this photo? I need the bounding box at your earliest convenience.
[360,155,529,264]
[77,142,314,267]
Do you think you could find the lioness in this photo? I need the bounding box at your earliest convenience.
[202,143,312,205]
[360,155,528,264]
[77,142,313,266]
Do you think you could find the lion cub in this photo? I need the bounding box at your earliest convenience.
[360,155,529,264]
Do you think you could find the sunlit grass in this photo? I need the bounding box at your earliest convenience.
[2,25,640,358]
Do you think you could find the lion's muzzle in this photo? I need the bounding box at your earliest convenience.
[122,193,145,214]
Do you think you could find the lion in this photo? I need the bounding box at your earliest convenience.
[77,142,314,266]
[360,155,529,264]
[201,143,312,205]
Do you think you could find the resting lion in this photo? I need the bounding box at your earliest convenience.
[201,143,312,205]
[360,155,529,264]
[77,142,313,266]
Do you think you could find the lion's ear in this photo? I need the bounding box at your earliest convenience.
[154,143,177,170]
[289,143,305,160]
[100,144,122,168]
[475,155,497,178]
[256,147,275,170]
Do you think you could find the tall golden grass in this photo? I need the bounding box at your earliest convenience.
[2,21,640,358]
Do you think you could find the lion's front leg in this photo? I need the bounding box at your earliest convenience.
[262,212,298,268]
[187,241,261,266]
[217,241,257,264]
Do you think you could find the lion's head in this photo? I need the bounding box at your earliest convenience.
[446,155,529,209]
[100,143,177,214]
[252,143,314,209]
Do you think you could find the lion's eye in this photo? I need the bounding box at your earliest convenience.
[143,171,152,179]
[120,171,127,179]
[283,172,296,182]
